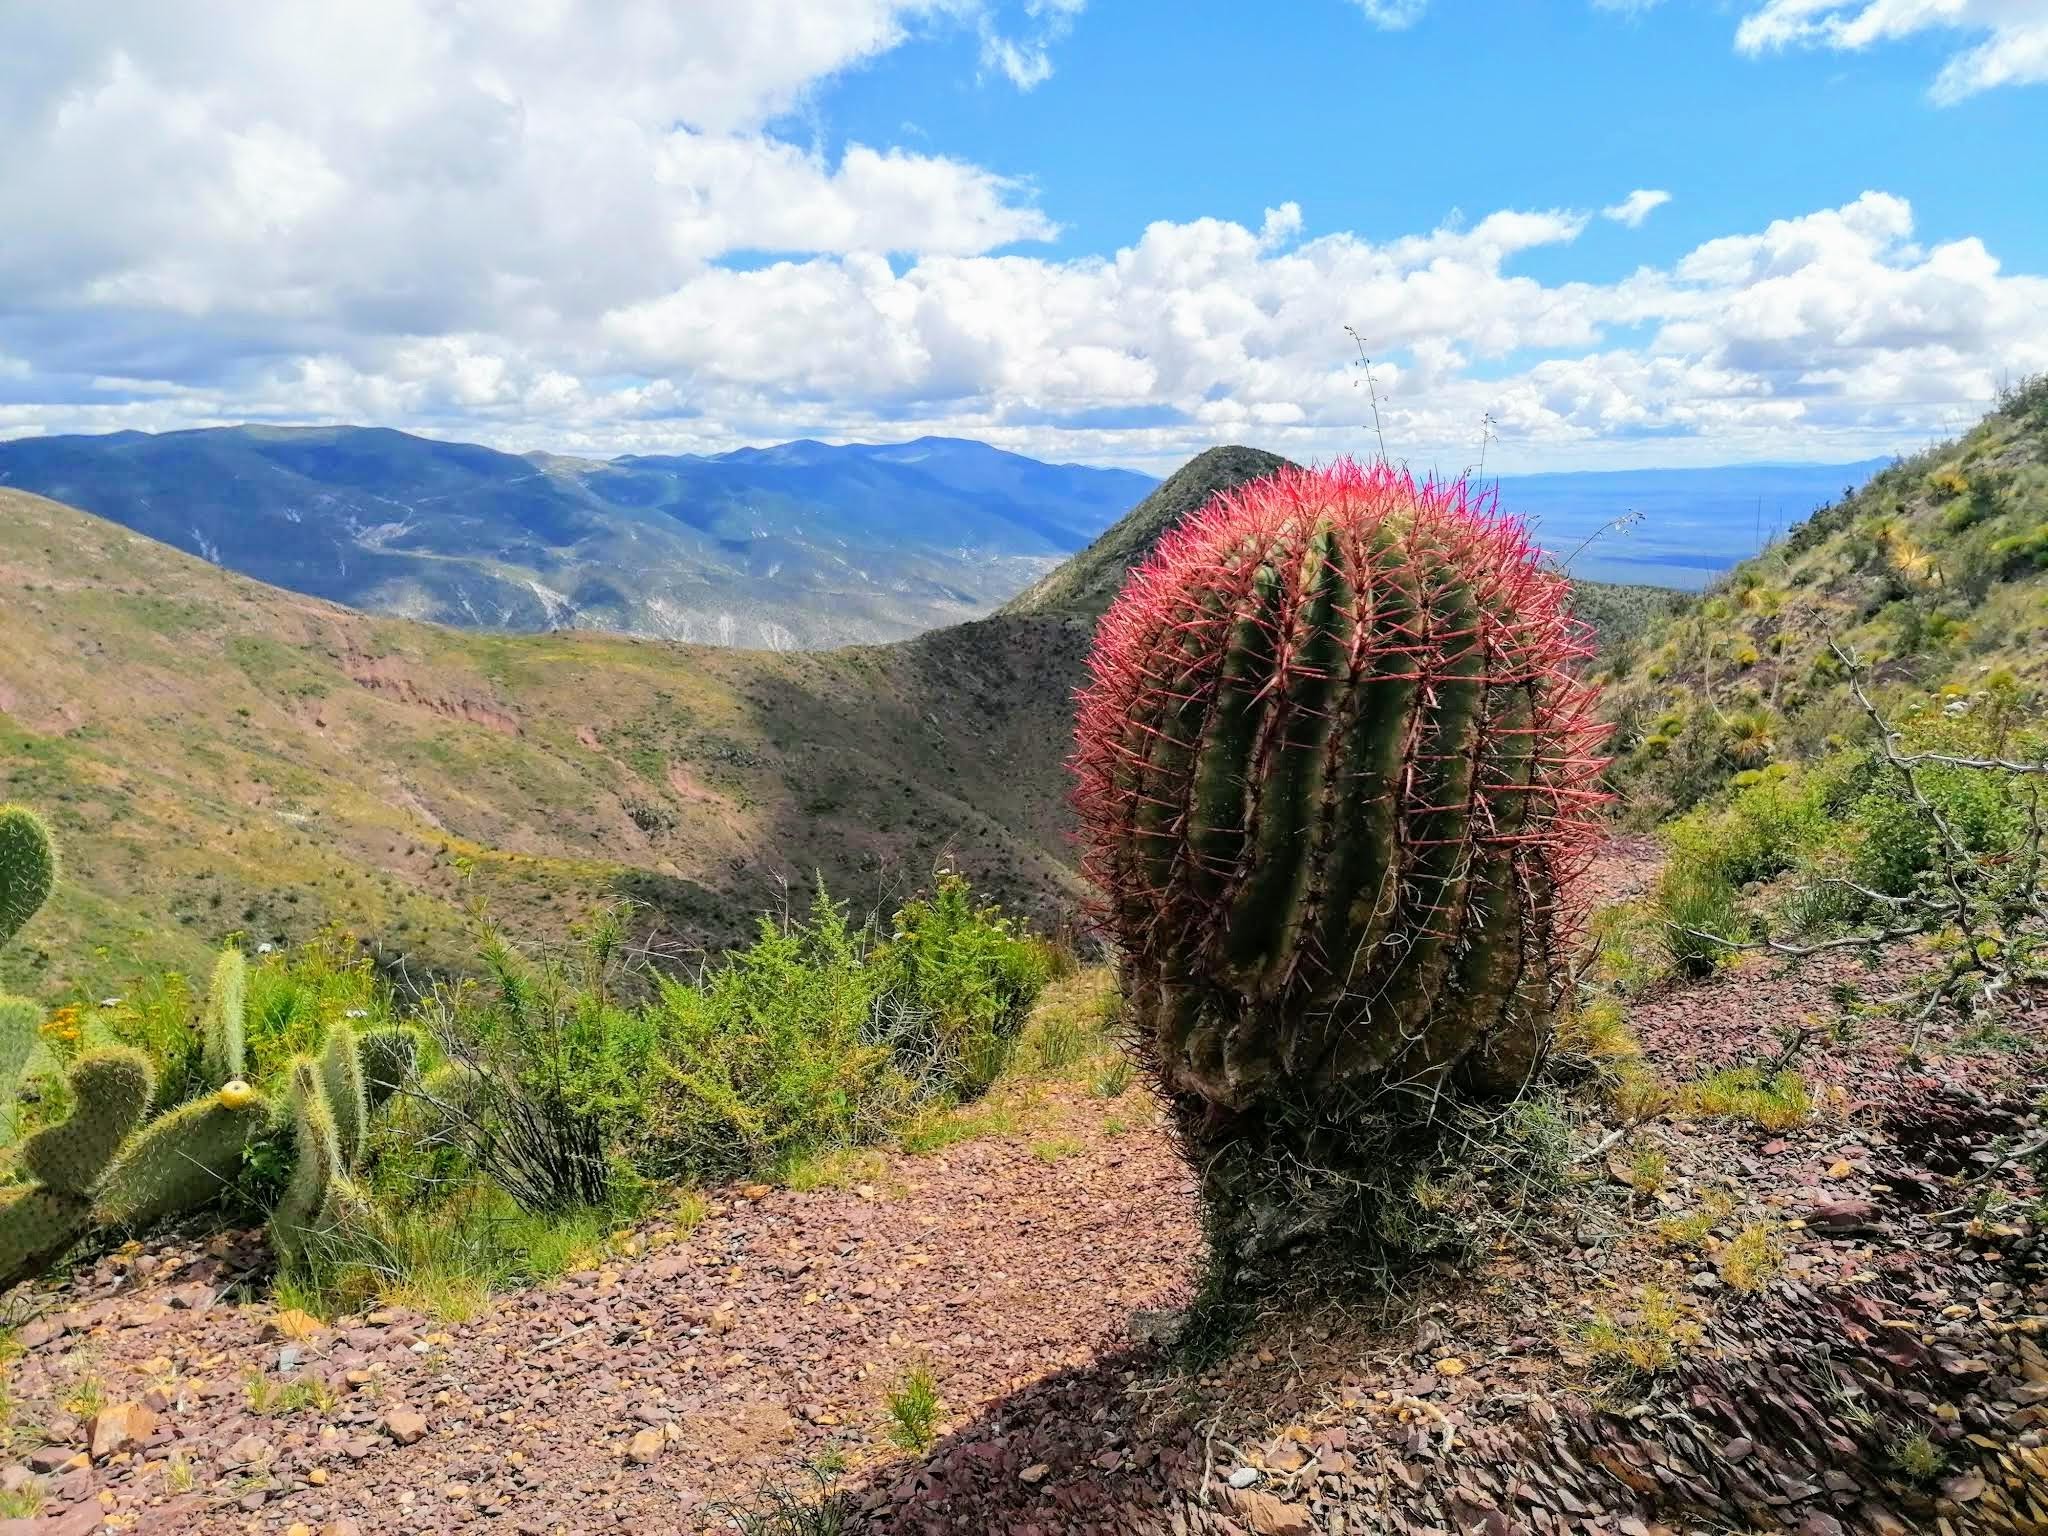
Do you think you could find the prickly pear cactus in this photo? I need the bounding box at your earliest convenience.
[0,805,56,1126]
[201,947,248,1087]
[20,1048,154,1198]
[0,805,56,949]
[1,1047,155,1288]
[98,1079,270,1231]
[1071,462,1609,1269]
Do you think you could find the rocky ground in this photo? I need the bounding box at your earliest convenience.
[4,845,2046,1535]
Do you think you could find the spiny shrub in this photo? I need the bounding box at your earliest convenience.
[1071,461,1608,1279]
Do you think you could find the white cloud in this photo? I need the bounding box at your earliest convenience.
[1603,189,1674,227]
[1736,0,2048,101]
[1348,0,1433,29]
[1,8,2043,475]
[980,0,1087,89]
[0,0,1053,350]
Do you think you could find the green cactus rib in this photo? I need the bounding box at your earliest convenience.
[20,1047,154,1199]
[0,804,56,950]
[98,1086,270,1231]
[0,1184,92,1292]
[271,1057,342,1269]
[201,947,248,1087]
[320,1022,369,1167]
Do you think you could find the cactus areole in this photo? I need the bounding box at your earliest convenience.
[1072,462,1610,1261]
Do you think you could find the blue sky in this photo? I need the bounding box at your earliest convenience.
[1,1,2044,473]
[829,2,2046,279]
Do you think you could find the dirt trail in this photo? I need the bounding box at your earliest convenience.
[1,1085,1200,1535]
[6,844,2047,1536]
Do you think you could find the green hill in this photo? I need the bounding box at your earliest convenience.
[0,446,1287,1002]
[0,487,1088,1001]
[1601,377,2048,820]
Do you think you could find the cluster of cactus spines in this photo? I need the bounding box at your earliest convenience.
[268,1022,419,1270]
[0,805,56,950]
[1072,463,1609,1256]
[201,947,248,1087]
[98,1079,271,1232]
[320,1023,369,1165]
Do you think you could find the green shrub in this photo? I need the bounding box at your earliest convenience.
[632,877,1050,1184]
[1992,523,2048,575]
[643,888,899,1182]
[870,875,1054,1097]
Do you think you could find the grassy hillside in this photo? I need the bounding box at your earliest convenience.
[0,488,1099,1001]
[1601,377,2048,820]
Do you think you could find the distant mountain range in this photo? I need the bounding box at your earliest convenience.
[0,426,1155,648]
[0,426,1889,649]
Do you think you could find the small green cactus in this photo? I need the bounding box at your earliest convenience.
[21,1048,154,1198]
[98,1080,270,1231]
[200,947,248,1087]
[271,1058,342,1269]
[1,1048,154,1289]
[0,805,56,949]
[319,1023,368,1167]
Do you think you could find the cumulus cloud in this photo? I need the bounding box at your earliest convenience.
[1603,189,1673,227]
[0,0,1053,345]
[1736,0,2048,102]
[1,7,2043,473]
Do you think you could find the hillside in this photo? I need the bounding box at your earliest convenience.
[1602,377,2048,817]
[0,440,1705,1000]
[0,446,1283,1000]
[0,427,1154,649]
[0,489,1092,1001]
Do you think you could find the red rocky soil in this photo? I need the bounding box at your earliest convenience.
[5,844,2048,1536]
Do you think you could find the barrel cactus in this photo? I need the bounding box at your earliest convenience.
[1071,461,1609,1271]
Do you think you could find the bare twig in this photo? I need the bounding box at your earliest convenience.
[1344,327,1390,464]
